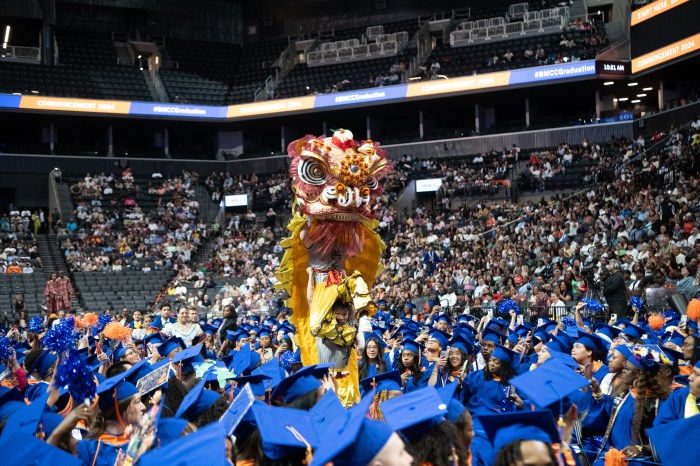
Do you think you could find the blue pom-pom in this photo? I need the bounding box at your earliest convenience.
[497,299,521,316]
[93,314,112,334]
[42,317,79,353]
[55,349,96,402]
[663,309,679,320]
[561,317,578,329]
[0,337,12,361]
[28,317,44,334]
[630,296,645,311]
[582,298,604,314]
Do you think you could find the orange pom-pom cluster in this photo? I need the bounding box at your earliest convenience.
[648,314,664,330]
[604,447,628,466]
[687,299,700,322]
[103,322,132,341]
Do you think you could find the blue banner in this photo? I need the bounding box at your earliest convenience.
[508,60,596,85]
[0,94,22,109]
[129,102,228,119]
[314,85,408,108]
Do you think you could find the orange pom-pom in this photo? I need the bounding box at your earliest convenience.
[82,313,98,327]
[688,299,700,322]
[648,314,664,330]
[73,317,84,328]
[103,322,132,341]
[604,448,628,466]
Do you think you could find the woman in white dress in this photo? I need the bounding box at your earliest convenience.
[162,306,203,347]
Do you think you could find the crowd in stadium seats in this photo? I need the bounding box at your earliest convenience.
[61,170,207,273]
[0,231,42,274]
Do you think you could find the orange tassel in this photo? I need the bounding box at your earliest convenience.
[648,314,664,330]
[688,299,700,322]
[103,322,132,341]
[604,448,628,466]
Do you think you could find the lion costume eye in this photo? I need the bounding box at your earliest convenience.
[299,159,327,185]
[366,177,378,190]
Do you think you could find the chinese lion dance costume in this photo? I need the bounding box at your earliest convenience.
[275,129,391,406]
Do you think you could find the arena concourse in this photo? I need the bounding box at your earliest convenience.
[1,0,700,465]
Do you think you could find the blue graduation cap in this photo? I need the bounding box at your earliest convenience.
[380,386,448,442]
[404,302,416,311]
[480,409,560,453]
[139,422,226,466]
[0,429,83,466]
[231,373,273,398]
[595,323,622,344]
[143,332,164,347]
[377,299,387,306]
[251,402,320,460]
[449,335,474,355]
[506,333,519,345]
[310,390,393,466]
[360,370,402,394]
[482,328,506,345]
[309,389,346,437]
[363,332,387,350]
[536,317,558,333]
[154,417,189,447]
[203,324,218,335]
[27,350,57,378]
[647,411,700,465]
[231,344,262,376]
[252,359,287,391]
[490,345,518,365]
[157,336,186,358]
[663,330,686,348]
[226,329,250,342]
[545,334,573,354]
[258,327,272,339]
[659,346,683,366]
[436,382,465,422]
[486,317,509,332]
[175,378,221,421]
[574,331,607,357]
[270,365,322,404]
[401,338,424,354]
[510,359,589,414]
[620,323,644,341]
[95,361,146,410]
[171,343,204,366]
[428,329,450,348]
[543,347,580,369]
[436,314,451,325]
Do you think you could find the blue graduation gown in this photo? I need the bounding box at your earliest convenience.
[653,386,696,426]
[77,435,129,466]
[25,380,49,401]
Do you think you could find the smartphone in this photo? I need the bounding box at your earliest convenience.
[610,314,617,323]
[681,315,688,326]
[440,349,448,359]
[584,363,593,380]
[516,315,524,326]
[466,308,471,315]
[487,309,493,318]
[537,318,545,327]
[421,327,430,334]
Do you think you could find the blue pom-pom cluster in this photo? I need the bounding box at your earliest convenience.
[42,317,79,353]
[0,337,12,362]
[28,316,44,334]
[93,314,112,334]
[582,298,604,314]
[663,309,679,320]
[630,296,645,311]
[497,299,521,316]
[55,349,96,402]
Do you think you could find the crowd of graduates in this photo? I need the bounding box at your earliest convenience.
[0,292,700,466]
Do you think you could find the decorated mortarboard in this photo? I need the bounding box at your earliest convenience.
[401,338,424,354]
[0,429,83,466]
[381,386,448,442]
[428,329,450,348]
[156,336,186,358]
[219,383,256,436]
[436,382,465,422]
[481,328,506,345]
[626,344,673,372]
[647,413,700,465]
[270,365,322,404]
[481,409,560,453]
[360,370,402,394]
[659,346,683,366]
[251,402,320,460]
[510,359,589,414]
[175,378,221,421]
[139,422,226,466]
[490,345,518,365]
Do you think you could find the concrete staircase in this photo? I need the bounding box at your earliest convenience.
[55,182,75,225]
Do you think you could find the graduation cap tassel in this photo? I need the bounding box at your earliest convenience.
[114,388,127,432]
[266,382,272,406]
[285,426,313,465]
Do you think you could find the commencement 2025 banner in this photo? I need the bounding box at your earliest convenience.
[0,60,596,120]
